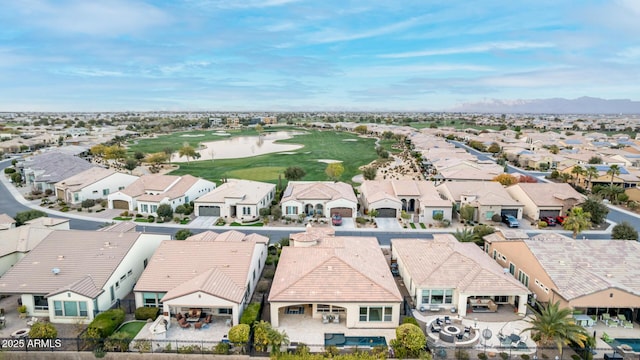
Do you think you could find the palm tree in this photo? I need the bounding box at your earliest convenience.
[523,301,589,357]
[570,165,584,187]
[562,207,592,239]
[584,166,599,191]
[606,164,621,188]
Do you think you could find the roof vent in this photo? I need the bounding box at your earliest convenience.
[328,266,333,271]
[104,241,110,246]
[51,268,60,275]
[606,274,613,278]
[57,255,64,260]
[503,268,509,274]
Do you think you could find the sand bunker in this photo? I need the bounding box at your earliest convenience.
[342,139,358,142]
[212,132,231,136]
[317,159,343,164]
[180,134,205,137]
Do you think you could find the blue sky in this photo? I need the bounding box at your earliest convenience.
[1,0,639,111]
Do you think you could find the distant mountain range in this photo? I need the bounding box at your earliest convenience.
[451,97,640,114]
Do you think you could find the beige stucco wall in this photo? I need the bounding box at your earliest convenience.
[270,301,400,329]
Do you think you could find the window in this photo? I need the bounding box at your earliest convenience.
[509,263,516,275]
[53,300,88,317]
[118,186,125,190]
[143,292,165,307]
[92,190,98,194]
[421,289,454,305]
[120,274,126,281]
[141,204,148,213]
[494,296,509,303]
[485,211,494,220]
[34,295,48,311]
[432,210,443,217]
[74,193,79,202]
[151,205,157,213]
[492,250,497,260]
[103,189,109,196]
[243,207,250,215]
[285,206,298,215]
[127,269,133,276]
[218,308,233,314]
[518,270,529,287]
[115,281,120,289]
[359,306,393,322]
[110,286,115,302]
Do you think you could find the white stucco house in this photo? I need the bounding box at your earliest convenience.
[359,180,452,224]
[269,228,402,345]
[107,174,216,215]
[0,229,169,324]
[194,179,276,221]
[55,167,138,205]
[280,181,357,218]
[133,230,269,327]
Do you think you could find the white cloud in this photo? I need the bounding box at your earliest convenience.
[307,16,426,44]
[187,0,300,9]
[379,41,555,59]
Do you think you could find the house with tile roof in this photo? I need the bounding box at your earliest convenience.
[392,234,529,317]
[194,179,276,221]
[107,174,216,215]
[269,228,402,342]
[560,164,640,190]
[506,183,584,220]
[0,229,169,324]
[280,181,357,218]
[133,230,268,326]
[437,181,524,222]
[485,233,640,320]
[359,180,452,223]
[433,160,505,182]
[55,167,138,205]
[19,151,96,192]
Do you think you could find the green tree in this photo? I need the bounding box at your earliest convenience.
[548,144,560,154]
[523,301,589,357]
[104,145,126,161]
[453,228,475,242]
[156,203,173,222]
[29,322,58,339]
[368,209,378,220]
[562,207,592,239]
[145,152,169,165]
[362,166,377,180]
[611,221,638,240]
[134,151,146,161]
[124,158,138,173]
[588,156,603,164]
[90,144,106,157]
[460,204,475,223]
[174,229,193,240]
[354,125,368,134]
[570,165,584,187]
[15,209,47,226]
[10,172,22,184]
[255,124,264,134]
[390,323,427,359]
[228,324,250,353]
[584,166,599,190]
[178,143,197,162]
[253,320,272,352]
[606,164,621,188]
[581,196,609,224]
[487,142,501,154]
[267,328,290,355]
[325,163,344,181]
[493,173,518,186]
[284,166,306,181]
[472,224,496,246]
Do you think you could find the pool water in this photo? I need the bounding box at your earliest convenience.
[614,338,640,352]
[325,333,387,347]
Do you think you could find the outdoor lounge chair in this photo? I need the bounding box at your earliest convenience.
[176,312,183,321]
[601,313,611,325]
[607,320,618,328]
[622,321,633,329]
[430,324,441,333]
[194,322,203,329]
[333,314,340,323]
[617,314,627,322]
[322,314,329,324]
[178,318,191,328]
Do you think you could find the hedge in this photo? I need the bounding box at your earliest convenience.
[240,302,261,325]
[4,168,16,174]
[88,309,126,338]
[134,307,160,321]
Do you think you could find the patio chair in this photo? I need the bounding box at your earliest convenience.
[26,317,38,327]
[204,314,212,324]
[435,318,443,325]
[176,312,183,321]
[607,321,618,328]
[617,314,627,322]
[333,314,340,324]
[430,324,441,333]
[322,314,329,324]
[601,313,611,325]
[194,322,203,329]
[444,316,451,324]
[178,318,191,328]
[622,320,633,329]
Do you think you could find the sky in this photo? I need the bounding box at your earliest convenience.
[1,0,640,112]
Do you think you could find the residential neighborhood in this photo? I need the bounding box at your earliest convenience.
[1,114,640,359]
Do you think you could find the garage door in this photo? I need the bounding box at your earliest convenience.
[330,208,353,217]
[501,209,518,217]
[376,208,397,218]
[112,200,129,210]
[198,206,220,216]
[539,210,560,218]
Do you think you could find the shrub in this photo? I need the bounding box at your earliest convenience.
[402,317,419,326]
[324,345,340,357]
[120,211,129,217]
[228,324,250,345]
[266,254,279,266]
[104,332,132,352]
[174,229,193,240]
[81,199,96,208]
[17,305,27,314]
[29,322,58,339]
[538,221,548,228]
[15,209,48,226]
[256,281,270,293]
[491,214,502,222]
[263,269,275,279]
[4,167,16,174]
[134,307,160,321]
[240,303,261,325]
[215,218,226,226]
[88,309,126,338]
[10,172,22,183]
[478,353,488,360]
[31,188,43,196]
[174,205,187,214]
[147,215,155,222]
[499,352,509,360]
[214,342,230,354]
[133,339,151,353]
[278,237,290,247]
[356,217,367,224]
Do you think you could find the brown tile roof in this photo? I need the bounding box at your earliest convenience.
[438,181,522,207]
[24,217,70,228]
[281,181,357,203]
[392,234,529,296]
[269,236,401,303]
[54,167,115,192]
[0,213,16,226]
[508,183,584,206]
[527,234,640,300]
[134,232,266,303]
[0,230,142,298]
[361,180,451,207]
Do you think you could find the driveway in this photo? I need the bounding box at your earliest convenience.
[334,217,355,229]
[189,216,218,228]
[375,217,402,230]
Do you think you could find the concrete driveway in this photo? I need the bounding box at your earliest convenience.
[375,217,402,230]
[334,217,355,229]
[190,216,218,227]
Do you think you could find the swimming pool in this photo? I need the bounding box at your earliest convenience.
[324,333,387,347]
[614,338,640,352]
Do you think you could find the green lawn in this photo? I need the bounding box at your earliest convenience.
[115,321,146,338]
[169,130,378,185]
[378,139,404,154]
[231,222,263,227]
[409,121,503,131]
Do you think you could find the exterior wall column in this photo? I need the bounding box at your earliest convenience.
[517,295,527,316]
[270,305,280,327]
[457,294,468,317]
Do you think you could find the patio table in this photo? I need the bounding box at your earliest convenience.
[186,317,200,322]
[574,314,595,327]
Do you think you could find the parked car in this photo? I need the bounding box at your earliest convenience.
[331,214,343,226]
[555,215,567,224]
[540,216,557,226]
[501,214,519,228]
